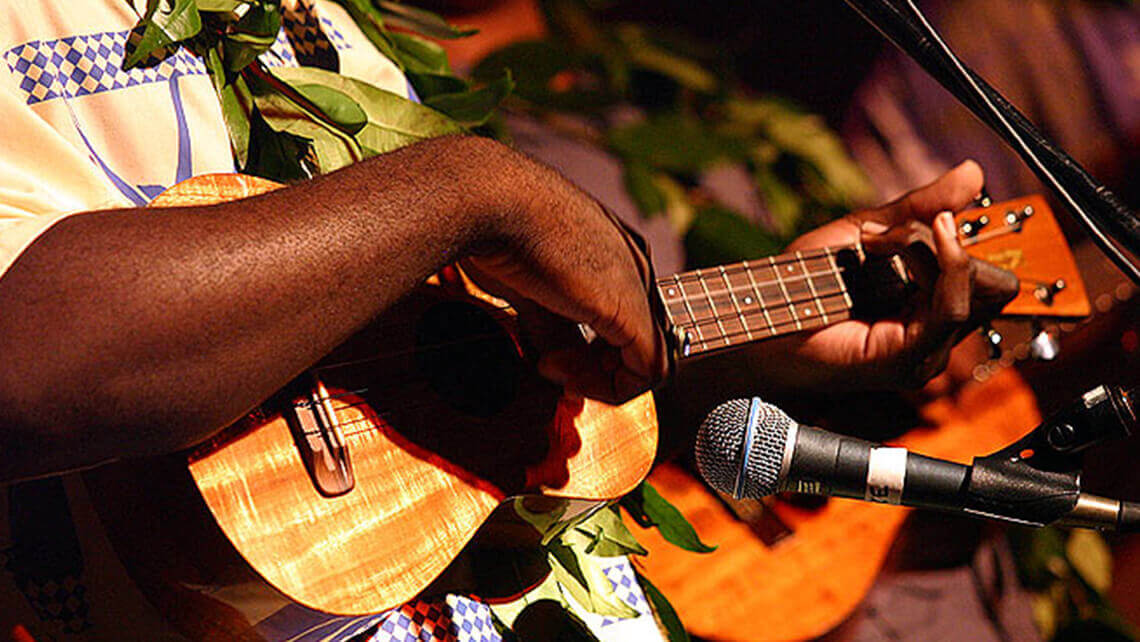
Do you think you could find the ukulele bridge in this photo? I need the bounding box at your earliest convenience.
[284,376,356,497]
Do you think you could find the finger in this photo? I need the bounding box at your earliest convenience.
[914,211,973,358]
[860,221,939,292]
[586,292,668,383]
[969,258,1019,320]
[853,160,985,228]
[538,344,653,404]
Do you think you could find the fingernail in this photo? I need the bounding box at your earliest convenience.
[860,221,890,235]
[936,211,955,233]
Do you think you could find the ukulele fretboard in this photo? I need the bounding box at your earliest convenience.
[657,247,860,357]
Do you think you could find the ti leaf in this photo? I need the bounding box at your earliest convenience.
[548,542,638,619]
[271,66,464,156]
[326,0,402,67]
[636,571,691,642]
[375,1,477,40]
[203,46,252,167]
[196,0,245,11]
[245,109,315,182]
[255,90,362,173]
[222,2,282,72]
[616,24,717,94]
[388,32,452,76]
[124,0,203,69]
[406,72,469,100]
[562,506,647,558]
[425,71,515,127]
[290,83,369,135]
[620,482,715,554]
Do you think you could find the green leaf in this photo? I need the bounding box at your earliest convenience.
[406,72,469,100]
[203,46,252,167]
[636,571,691,642]
[548,543,638,619]
[271,66,464,156]
[222,2,282,72]
[245,109,315,182]
[623,162,666,217]
[375,1,477,39]
[607,114,745,174]
[562,506,647,558]
[388,32,452,76]
[684,205,784,269]
[1066,530,1113,595]
[1009,527,1070,589]
[424,71,514,127]
[291,83,369,135]
[256,92,361,172]
[620,482,715,553]
[124,0,203,69]
[728,97,874,208]
[326,0,402,67]
[616,24,717,93]
[196,0,245,11]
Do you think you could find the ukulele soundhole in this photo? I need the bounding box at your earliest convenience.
[415,301,523,417]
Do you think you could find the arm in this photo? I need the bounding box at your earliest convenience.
[0,135,666,481]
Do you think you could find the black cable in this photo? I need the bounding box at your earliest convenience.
[842,0,1140,285]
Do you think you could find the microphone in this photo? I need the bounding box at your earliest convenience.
[695,390,1140,532]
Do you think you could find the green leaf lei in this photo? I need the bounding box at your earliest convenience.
[125,0,511,181]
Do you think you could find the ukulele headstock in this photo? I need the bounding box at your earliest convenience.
[956,195,1089,318]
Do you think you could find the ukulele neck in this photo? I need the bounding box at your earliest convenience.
[657,244,910,359]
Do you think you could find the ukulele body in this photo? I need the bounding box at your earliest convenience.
[138,174,657,615]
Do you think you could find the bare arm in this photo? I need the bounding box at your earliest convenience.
[0,135,666,481]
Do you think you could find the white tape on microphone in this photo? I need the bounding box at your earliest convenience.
[865,447,907,504]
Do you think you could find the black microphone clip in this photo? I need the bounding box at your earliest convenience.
[964,385,1137,527]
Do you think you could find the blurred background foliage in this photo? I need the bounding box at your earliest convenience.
[1011,526,1135,641]
[470,0,877,269]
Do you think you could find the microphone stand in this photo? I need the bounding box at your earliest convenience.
[842,0,1140,286]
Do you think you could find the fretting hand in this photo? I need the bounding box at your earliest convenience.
[748,160,1018,390]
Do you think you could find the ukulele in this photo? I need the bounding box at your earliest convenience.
[631,197,1090,641]
[91,176,1071,616]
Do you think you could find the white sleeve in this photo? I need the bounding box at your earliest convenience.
[0,63,126,278]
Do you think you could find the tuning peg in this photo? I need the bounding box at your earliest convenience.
[1033,278,1066,306]
[1030,323,1060,361]
[959,213,990,238]
[971,188,993,209]
[981,324,1003,359]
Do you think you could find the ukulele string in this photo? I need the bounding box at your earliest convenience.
[307,266,859,374]
[309,282,856,375]
[294,305,865,442]
[314,227,1006,374]
[310,238,924,372]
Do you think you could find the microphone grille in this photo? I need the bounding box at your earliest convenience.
[695,398,794,499]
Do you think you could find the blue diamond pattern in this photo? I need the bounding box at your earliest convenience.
[597,558,653,628]
[3,0,354,107]
[369,595,500,642]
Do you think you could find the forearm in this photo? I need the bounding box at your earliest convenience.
[0,135,530,479]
